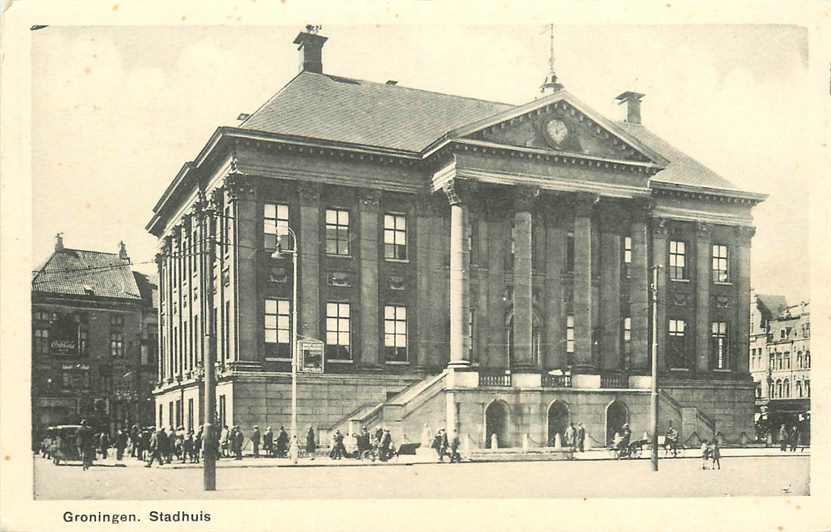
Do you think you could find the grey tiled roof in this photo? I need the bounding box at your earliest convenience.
[241,71,512,152]
[32,249,143,301]
[615,121,737,190]
[241,70,741,192]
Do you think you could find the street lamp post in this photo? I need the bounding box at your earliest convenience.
[650,264,661,472]
[200,196,217,491]
[272,226,299,440]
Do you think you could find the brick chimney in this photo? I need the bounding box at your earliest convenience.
[615,91,645,125]
[118,240,130,262]
[293,26,328,74]
[55,232,64,252]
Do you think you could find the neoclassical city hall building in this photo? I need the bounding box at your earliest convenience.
[147,29,766,448]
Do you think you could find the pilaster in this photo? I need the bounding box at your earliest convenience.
[358,189,381,366]
[735,226,755,375]
[629,199,651,370]
[599,208,622,371]
[652,217,669,373]
[695,222,712,373]
[444,179,473,368]
[485,197,508,369]
[572,192,597,372]
[543,204,565,370]
[512,186,539,371]
[297,182,321,341]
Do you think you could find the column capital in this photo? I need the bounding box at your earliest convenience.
[572,192,599,218]
[358,188,382,209]
[736,225,756,245]
[652,217,669,237]
[631,198,655,222]
[162,235,173,253]
[224,172,256,201]
[442,179,477,206]
[514,186,541,212]
[696,221,712,238]
[297,181,321,204]
[154,252,166,269]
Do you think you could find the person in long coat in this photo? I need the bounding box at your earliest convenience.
[576,423,586,452]
[263,426,274,457]
[277,426,289,457]
[251,426,261,458]
[233,426,244,460]
[76,420,95,471]
[145,427,165,467]
[305,427,317,459]
[779,424,788,452]
[115,429,128,461]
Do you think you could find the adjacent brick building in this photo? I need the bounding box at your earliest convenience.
[750,293,810,438]
[147,29,766,448]
[31,236,158,438]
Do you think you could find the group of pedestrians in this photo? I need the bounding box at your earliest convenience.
[146,425,203,466]
[431,428,461,463]
[562,422,587,452]
[778,424,806,452]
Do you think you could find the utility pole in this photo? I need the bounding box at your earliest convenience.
[650,264,660,472]
[200,194,217,491]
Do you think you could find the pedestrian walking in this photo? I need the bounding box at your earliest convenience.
[277,426,289,458]
[779,424,788,452]
[115,429,128,461]
[289,434,300,464]
[166,426,176,463]
[98,431,109,460]
[700,440,710,470]
[449,431,461,463]
[576,422,586,452]
[194,427,202,463]
[332,430,346,460]
[146,427,166,467]
[710,435,721,470]
[251,426,261,458]
[789,425,799,452]
[264,426,274,457]
[305,427,316,460]
[233,426,244,460]
[564,423,576,449]
[221,425,230,458]
[432,430,444,461]
[139,428,150,461]
[76,420,95,471]
[129,424,140,458]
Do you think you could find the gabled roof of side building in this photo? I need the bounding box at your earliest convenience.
[32,248,144,302]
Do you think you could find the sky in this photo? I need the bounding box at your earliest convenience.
[31,24,812,302]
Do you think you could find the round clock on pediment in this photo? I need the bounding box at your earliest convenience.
[544,118,569,147]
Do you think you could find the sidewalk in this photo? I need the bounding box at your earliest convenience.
[83,445,809,469]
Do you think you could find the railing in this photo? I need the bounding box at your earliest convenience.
[479,372,512,387]
[601,373,629,388]
[542,374,572,388]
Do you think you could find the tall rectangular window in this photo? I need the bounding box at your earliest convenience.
[159,404,164,427]
[325,302,351,360]
[566,315,575,355]
[711,321,729,369]
[224,301,231,360]
[168,402,174,429]
[384,305,408,362]
[110,332,124,357]
[192,229,199,273]
[383,214,407,260]
[669,240,687,280]
[264,203,289,251]
[219,395,226,428]
[668,319,687,368]
[623,236,632,277]
[623,316,632,362]
[193,315,199,366]
[712,244,729,282]
[33,329,49,354]
[223,205,231,255]
[265,298,291,358]
[565,232,575,272]
[187,398,194,431]
[325,208,350,255]
[79,328,88,355]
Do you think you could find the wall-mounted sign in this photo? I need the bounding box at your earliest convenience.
[298,339,324,373]
[50,313,79,354]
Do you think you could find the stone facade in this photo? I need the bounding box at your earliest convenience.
[147,29,766,447]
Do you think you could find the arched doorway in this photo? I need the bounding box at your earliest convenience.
[605,400,629,445]
[547,401,570,446]
[485,400,510,448]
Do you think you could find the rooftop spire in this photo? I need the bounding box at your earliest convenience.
[540,24,564,94]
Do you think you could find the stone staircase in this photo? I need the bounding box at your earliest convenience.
[659,390,716,446]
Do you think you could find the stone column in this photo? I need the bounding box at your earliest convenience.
[475,212,490,366]
[225,173,259,368]
[298,182,321,341]
[573,193,596,372]
[735,226,755,375]
[543,206,564,370]
[512,187,539,370]
[695,222,712,373]
[599,208,622,371]
[629,200,651,370]
[652,217,669,372]
[444,180,472,368]
[358,189,381,367]
[486,199,507,369]
[155,251,166,383]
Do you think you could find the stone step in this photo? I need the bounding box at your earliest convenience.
[468,447,575,462]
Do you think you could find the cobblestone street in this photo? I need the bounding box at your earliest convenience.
[33,453,809,500]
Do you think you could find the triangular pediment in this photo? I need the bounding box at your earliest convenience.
[445,91,668,166]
